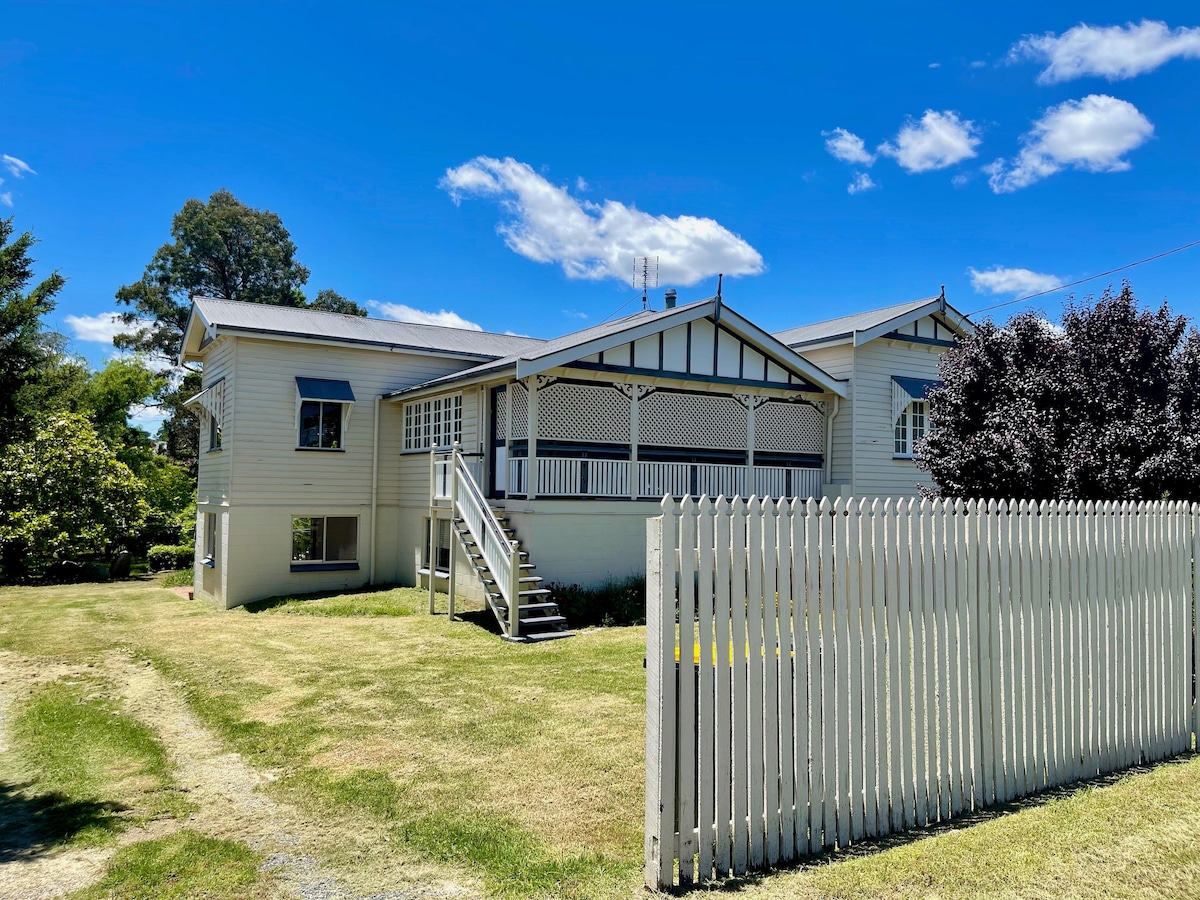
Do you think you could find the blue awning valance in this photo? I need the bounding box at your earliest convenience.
[296,377,356,402]
[891,376,941,400]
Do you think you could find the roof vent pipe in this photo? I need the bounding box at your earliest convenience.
[664,289,677,309]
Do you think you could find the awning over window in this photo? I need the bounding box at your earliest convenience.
[891,376,941,424]
[184,380,223,422]
[296,377,356,403]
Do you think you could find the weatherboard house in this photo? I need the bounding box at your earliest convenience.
[180,291,972,637]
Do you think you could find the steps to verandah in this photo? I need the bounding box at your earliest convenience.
[451,509,574,643]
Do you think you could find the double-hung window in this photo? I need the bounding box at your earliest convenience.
[892,376,937,459]
[183,379,224,452]
[202,512,217,567]
[296,378,355,450]
[403,394,463,451]
[291,516,359,569]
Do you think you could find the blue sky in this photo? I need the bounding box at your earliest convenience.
[5,2,1199,378]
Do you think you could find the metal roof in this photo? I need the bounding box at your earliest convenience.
[187,297,546,360]
[772,296,944,347]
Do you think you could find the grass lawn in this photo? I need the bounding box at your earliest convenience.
[1,577,1198,899]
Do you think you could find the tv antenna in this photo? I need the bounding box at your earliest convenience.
[633,256,659,309]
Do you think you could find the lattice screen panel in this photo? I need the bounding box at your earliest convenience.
[538,382,630,442]
[639,391,747,450]
[756,401,824,453]
[510,382,528,439]
[494,389,508,441]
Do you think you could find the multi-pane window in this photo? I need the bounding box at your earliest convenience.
[209,411,222,451]
[423,517,453,571]
[291,516,358,564]
[894,400,928,458]
[299,401,343,449]
[403,394,463,451]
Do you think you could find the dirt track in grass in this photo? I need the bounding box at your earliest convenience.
[0,650,474,900]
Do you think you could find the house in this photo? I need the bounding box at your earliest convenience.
[179,290,972,637]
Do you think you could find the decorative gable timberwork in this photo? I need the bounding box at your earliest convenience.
[571,315,820,391]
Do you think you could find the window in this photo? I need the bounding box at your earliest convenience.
[296,378,355,450]
[894,400,927,458]
[291,516,358,567]
[423,517,453,572]
[202,513,217,567]
[209,411,222,451]
[299,401,343,449]
[403,394,463,451]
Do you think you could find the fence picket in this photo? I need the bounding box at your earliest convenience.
[647,496,1200,889]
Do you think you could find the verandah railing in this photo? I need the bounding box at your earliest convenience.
[505,458,823,500]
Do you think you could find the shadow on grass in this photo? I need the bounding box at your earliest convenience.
[671,752,1200,895]
[0,780,127,862]
[241,583,407,614]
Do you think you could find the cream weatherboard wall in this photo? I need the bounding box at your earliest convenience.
[801,332,944,499]
[194,336,471,608]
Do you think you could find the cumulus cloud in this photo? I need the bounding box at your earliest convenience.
[367,301,483,331]
[878,110,981,173]
[985,94,1153,193]
[968,266,1063,296]
[823,128,876,166]
[847,172,878,194]
[1,154,34,178]
[65,312,149,344]
[440,156,764,286]
[1011,20,1200,83]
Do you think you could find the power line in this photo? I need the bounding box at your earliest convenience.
[964,238,1200,317]
[598,293,644,325]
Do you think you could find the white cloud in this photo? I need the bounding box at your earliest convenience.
[440,156,764,286]
[985,94,1153,193]
[928,62,941,69]
[367,301,483,331]
[575,176,588,192]
[968,265,1063,296]
[562,309,588,319]
[951,173,970,187]
[878,110,981,173]
[823,127,876,166]
[65,311,148,344]
[1,154,34,178]
[1011,20,1200,84]
[847,172,877,194]
[970,60,987,69]
[0,191,10,207]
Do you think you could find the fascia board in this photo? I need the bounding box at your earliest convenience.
[853,298,945,346]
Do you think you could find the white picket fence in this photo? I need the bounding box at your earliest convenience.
[644,496,1200,889]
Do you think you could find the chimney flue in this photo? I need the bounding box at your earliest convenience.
[664,288,677,309]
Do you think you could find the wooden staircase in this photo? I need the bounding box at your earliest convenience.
[453,508,573,642]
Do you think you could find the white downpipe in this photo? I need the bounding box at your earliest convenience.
[369,394,380,584]
[823,395,840,487]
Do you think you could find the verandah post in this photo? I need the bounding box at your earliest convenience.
[508,541,521,640]
[448,442,459,620]
[428,449,437,615]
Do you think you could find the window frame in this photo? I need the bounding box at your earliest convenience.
[403,393,464,452]
[290,515,360,571]
[295,378,355,452]
[893,399,928,459]
[202,512,217,567]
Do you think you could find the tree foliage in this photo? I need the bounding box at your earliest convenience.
[920,283,1200,502]
[308,288,367,316]
[0,217,67,446]
[115,188,311,361]
[0,413,148,580]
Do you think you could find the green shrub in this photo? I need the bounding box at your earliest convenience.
[148,544,194,571]
[547,575,646,628]
[160,569,194,588]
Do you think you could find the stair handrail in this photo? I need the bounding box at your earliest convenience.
[447,446,520,635]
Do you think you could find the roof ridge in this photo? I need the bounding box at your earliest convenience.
[191,295,548,343]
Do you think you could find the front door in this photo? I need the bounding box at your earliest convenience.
[490,385,507,497]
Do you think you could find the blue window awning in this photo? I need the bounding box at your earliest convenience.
[891,376,941,400]
[296,377,356,403]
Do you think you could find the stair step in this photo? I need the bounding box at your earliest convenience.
[517,576,543,585]
[518,602,559,612]
[520,615,566,627]
[517,563,536,571]
[519,588,552,598]
[416,567,450,579]
[519,630,575,643]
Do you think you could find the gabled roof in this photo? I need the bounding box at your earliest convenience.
[179,297,545,364]
[385,297,848,400]
[773,295,973,349]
